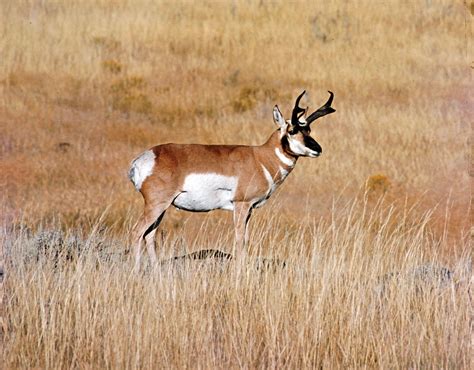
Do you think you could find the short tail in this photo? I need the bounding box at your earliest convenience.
[128,164,140,191]
[128,150,156,191]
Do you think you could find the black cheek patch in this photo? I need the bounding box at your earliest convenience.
[304,136,322,154]
[281,136,291,153]
[281,136,298,157]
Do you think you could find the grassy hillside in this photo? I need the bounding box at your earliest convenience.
[1,0,472,368]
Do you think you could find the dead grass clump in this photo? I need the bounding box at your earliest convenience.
[374,263,455,297]
[114,92,152,115]
[233,86,259,112]
[310,12,351,43]
[101,59,123,74]
[55,142,72,153]
[9,226,126,268]
[32,229,84,263]
[109,76,152,115]
[366,173,391,194]
[6,71,50,95]
[91,36,122,55]
[232,85,279,112]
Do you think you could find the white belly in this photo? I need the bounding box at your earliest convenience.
[173,173,238,212]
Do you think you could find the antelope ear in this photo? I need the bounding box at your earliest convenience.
[273,105,286,128]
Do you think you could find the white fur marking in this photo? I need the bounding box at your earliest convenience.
[275,148,295,167]
[298,117,308,125]
[252,165,277,208]
[129,150,155,191]
[173,173,238,211]
[288,136,319,157]
[261,165,277,195]
[279,166,289,180]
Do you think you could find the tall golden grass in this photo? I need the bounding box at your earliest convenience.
[1,0,472,368]
[3,199,472,368]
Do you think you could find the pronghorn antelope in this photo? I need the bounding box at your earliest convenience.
[129,90,335,268]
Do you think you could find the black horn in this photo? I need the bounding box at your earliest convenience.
[306,91,335,125]
[291,90,307,126]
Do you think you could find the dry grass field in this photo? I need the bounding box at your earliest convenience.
[1,0,472,368]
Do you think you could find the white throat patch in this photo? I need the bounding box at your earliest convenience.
[275,148,295,167]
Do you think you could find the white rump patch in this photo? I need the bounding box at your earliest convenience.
[275,148,295,167]
[173,173,238,212]
[129,150,155,191]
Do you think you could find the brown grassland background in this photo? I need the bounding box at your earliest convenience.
[1,0,472,368]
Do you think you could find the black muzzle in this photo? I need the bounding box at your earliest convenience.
[304,136,322,155]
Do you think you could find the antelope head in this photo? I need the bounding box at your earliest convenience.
[272,90,335,157]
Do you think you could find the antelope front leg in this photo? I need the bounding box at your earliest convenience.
[233,202,253,259]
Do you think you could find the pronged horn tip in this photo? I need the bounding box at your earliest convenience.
[326,90,334,106]
[305,91,336,125]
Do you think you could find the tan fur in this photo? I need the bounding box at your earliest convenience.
[130,92,334,270]
[142,131,294,203]
[130,130,300,269]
